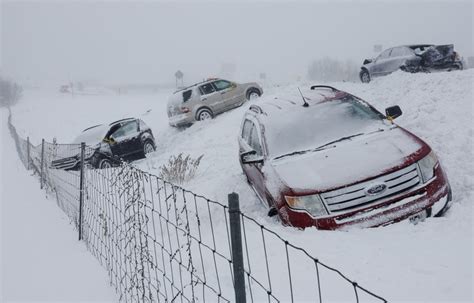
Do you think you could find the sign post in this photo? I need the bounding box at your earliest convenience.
[175,70,184,88]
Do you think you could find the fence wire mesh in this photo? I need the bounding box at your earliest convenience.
[7,110,387,303]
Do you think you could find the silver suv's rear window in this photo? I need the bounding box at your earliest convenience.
[183,90,192,102]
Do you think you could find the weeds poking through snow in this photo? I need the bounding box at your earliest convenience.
[159,153,203,184]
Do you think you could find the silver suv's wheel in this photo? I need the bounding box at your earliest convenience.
[98,158,112,169]
[246,89,261,100]
[197,109,213,121]
[360,69,371,83]
[143,141,155,155]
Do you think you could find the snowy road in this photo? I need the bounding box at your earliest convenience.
[1,110,116,302]
[6,70,474,302]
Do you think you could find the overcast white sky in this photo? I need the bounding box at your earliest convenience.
[1,0,473,85]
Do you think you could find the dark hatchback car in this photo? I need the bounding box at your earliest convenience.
[51,118,156,170]
[360,44,464,83]
[238,86,452,230]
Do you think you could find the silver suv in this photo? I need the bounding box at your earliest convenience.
[167,78,263,127]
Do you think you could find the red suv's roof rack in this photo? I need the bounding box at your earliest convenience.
[310,85,341,91]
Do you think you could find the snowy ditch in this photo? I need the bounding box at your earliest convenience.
[9,70,473,302]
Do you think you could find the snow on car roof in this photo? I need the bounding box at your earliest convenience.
[73,124,110,145]
[250,87,388,158]
[73,118,136,145]
[252,87,344,116]
[407,44,433,49]
[172,78,218,94]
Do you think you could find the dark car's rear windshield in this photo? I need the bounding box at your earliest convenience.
[264,96,387,159]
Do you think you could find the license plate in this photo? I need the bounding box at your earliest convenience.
[409,210,428,225]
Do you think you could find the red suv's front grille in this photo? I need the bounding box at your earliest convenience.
[321,163,421,214]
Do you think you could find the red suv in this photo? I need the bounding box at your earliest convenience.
[238,85,452,230]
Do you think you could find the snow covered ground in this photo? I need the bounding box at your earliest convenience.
[0,110,117,302]
[5,70,474,302]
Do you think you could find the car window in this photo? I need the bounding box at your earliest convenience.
[183,90,192,102]
[399,47,413,56]
[213,80,232,91]
[139,119,149,131]
[110,121,138,139]
[249,124,263,156]
[199,83,216,95]
[391,47,412,57]
[378,48,392,60]
[242,119,253,143]
[390,47,401,57]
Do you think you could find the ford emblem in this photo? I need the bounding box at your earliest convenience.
[365,183,387,196]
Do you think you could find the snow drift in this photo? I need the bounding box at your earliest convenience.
[8,69,473,302]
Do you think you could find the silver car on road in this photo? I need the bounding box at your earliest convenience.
[359,44,464,83]
[167,78,263,127]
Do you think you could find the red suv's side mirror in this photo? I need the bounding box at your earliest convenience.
[385,105,402,120]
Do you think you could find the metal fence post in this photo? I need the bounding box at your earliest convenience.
[228,192,247,303]
[78,142,85,241]
[40,138,45,189]
[26,136,30,170]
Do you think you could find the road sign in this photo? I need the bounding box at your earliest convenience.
[175,70,184,79]
[175,70,184,88]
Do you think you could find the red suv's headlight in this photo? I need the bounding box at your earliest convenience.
[418,151,438,183]
[285,195,329,218]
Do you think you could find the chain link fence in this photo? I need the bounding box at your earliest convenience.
[7,109,387,303]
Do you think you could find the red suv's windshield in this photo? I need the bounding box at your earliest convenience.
[265,97,388,160]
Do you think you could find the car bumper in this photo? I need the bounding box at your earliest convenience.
[51,156,80,170]
[280,163,451,230]
[425,60,463,71]
[334,185,450,229]
[168,113,194,127]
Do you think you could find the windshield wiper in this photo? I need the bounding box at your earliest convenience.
[313,133,365,150]
[273,130,385,161]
